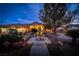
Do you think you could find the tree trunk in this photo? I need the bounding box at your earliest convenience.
[53,26,57,35]
[52,20,57,35]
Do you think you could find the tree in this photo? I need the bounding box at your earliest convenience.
[62,10,77,25]
[39,3,67,34]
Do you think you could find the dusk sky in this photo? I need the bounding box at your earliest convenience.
[0,3,79,25]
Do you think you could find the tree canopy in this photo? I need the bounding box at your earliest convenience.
[39,3,77,30]
[39,4,67,28]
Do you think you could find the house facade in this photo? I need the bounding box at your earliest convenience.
[0,22,44,34]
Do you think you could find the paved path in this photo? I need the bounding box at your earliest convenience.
[55,33,72,43]
[27,37,51,56]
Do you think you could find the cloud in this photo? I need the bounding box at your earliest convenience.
[17,18,33,24]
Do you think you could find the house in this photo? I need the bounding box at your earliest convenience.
[0,22,44,34]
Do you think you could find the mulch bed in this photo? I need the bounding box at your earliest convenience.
[0,41,32,56]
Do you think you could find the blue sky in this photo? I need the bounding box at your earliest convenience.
[0,3,44,25]
[0,3,79,25]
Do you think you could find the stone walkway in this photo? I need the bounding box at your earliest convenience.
[27,37,51,56]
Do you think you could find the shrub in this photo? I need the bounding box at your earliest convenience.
[66,29,79,38]
[31,28,38,34]
[8,29,18,35]
[66,29,79,44]
[7,34,22,42]
[0,32,22,43]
